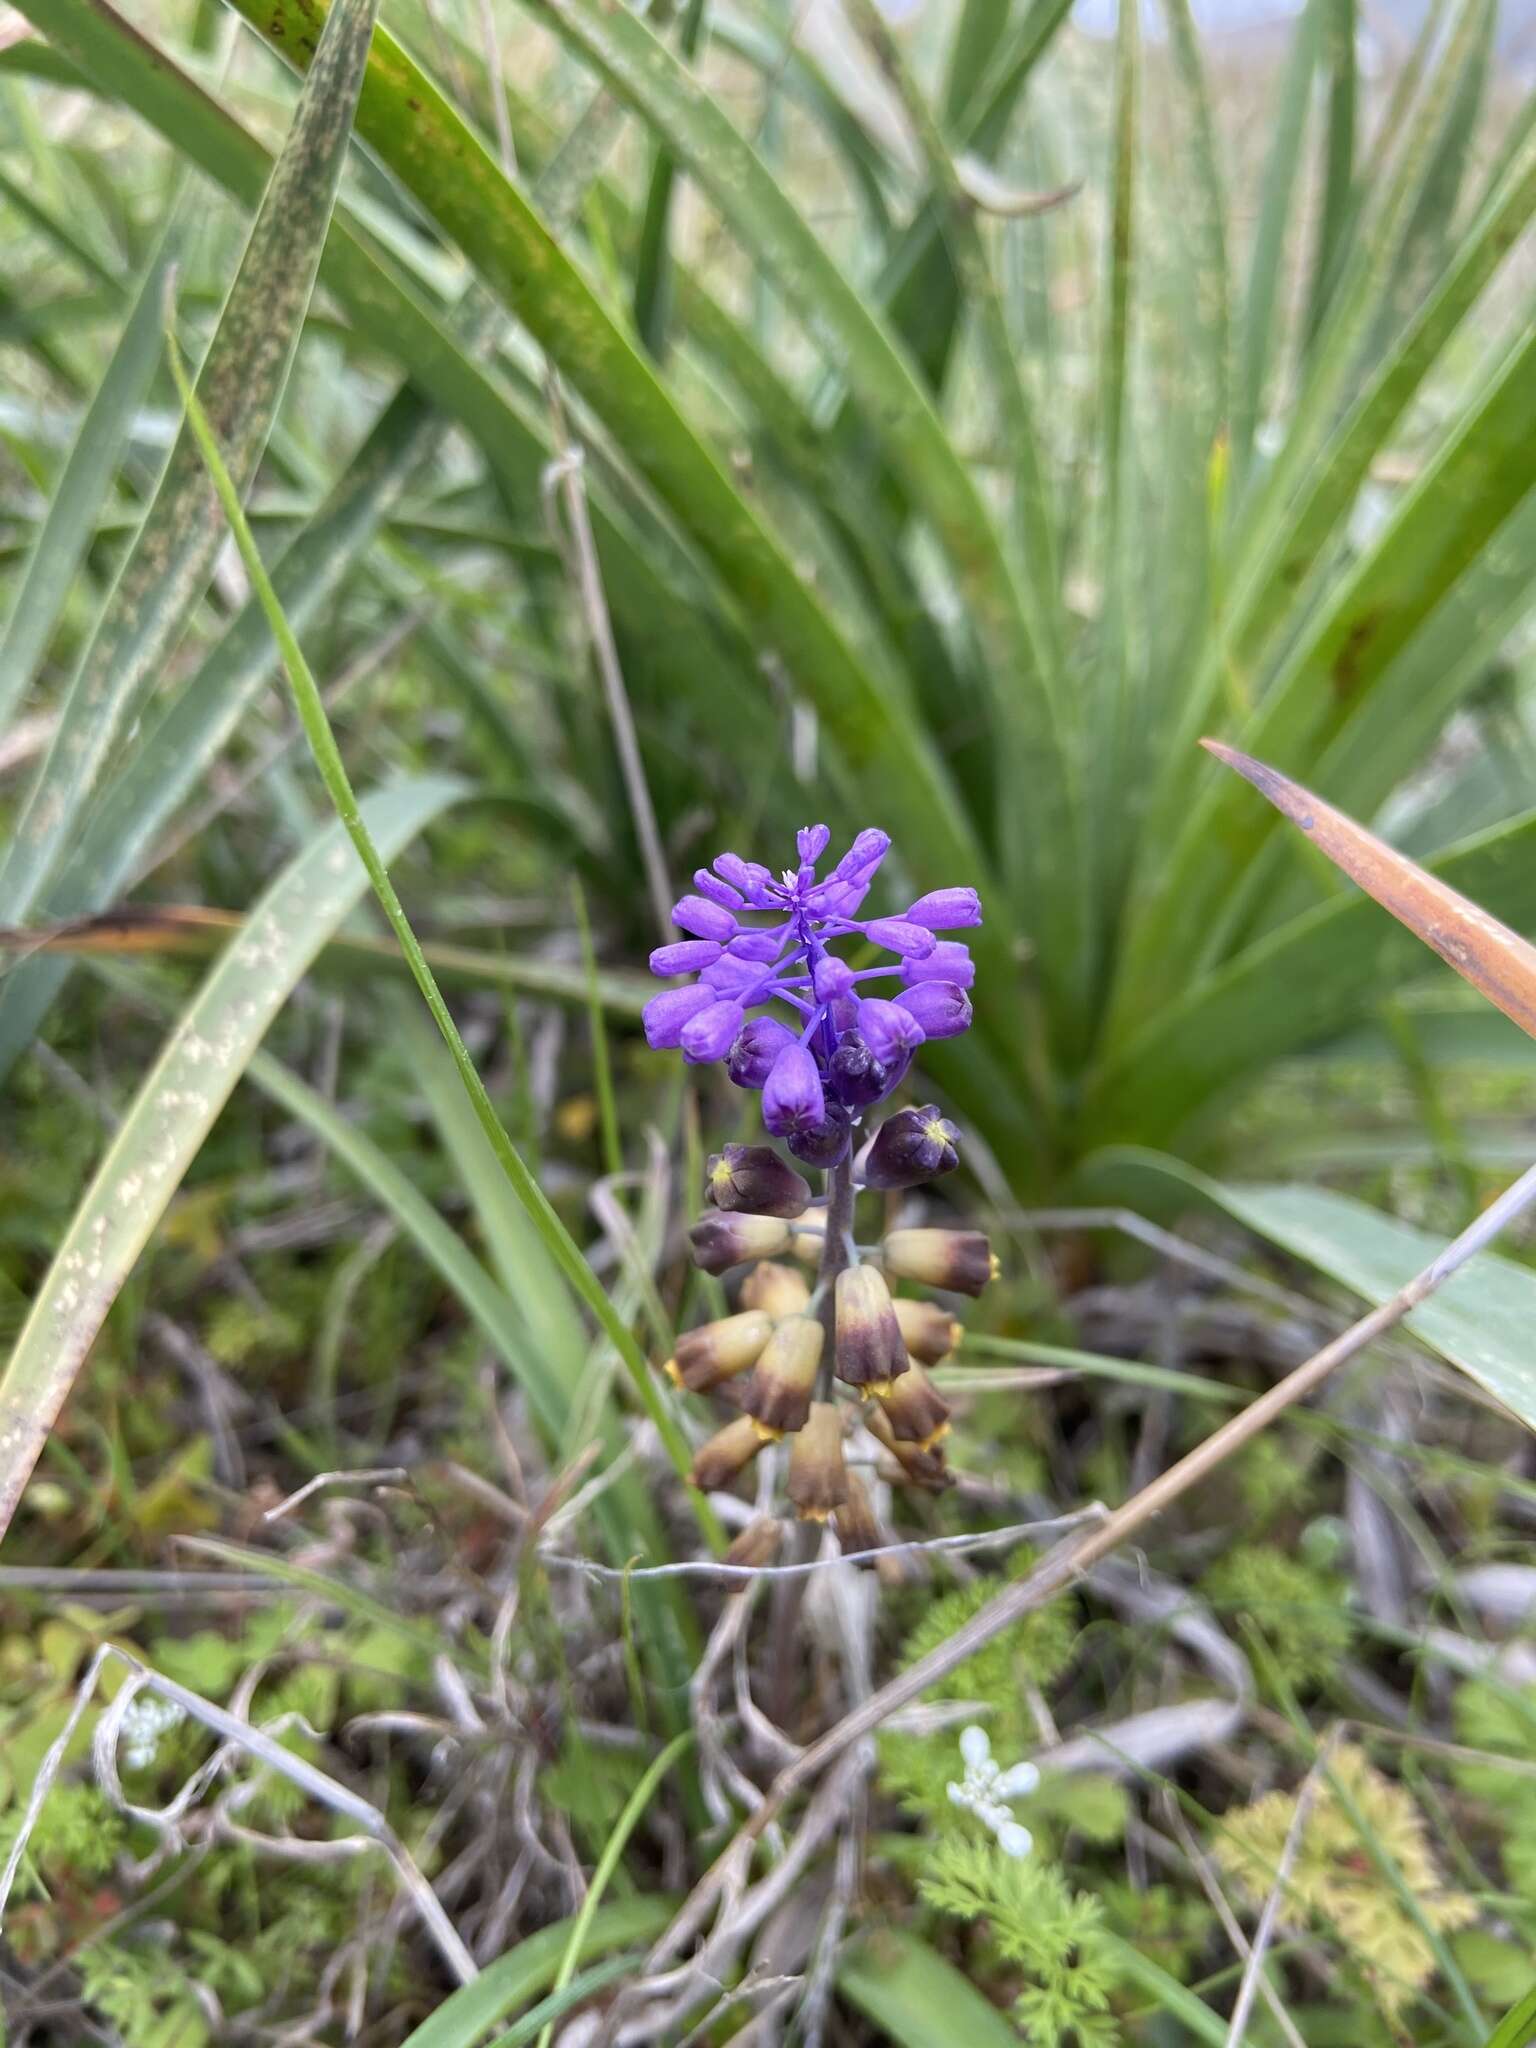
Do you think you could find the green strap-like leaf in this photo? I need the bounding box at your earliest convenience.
[1081,1150,1536,1437]
[1083,804,1536,1149]
[0,0,380,929]
[837,1928,1022,2048]
[0,232,173,732]
[0,775,462,1539]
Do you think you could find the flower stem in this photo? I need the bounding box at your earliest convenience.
[815,1153,856,1395]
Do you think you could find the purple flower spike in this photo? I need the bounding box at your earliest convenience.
[681,998,746,1063]
[763,1044,825,1137]
[902,940,975,989]
[642,823,978,1118]
[906,888,982,931]
[644,983,717,1049]
[651,939,722,975]
[896,981,973,1039]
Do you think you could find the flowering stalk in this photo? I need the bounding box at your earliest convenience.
[650,824,999,1532]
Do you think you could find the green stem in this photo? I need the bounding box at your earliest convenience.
[165,326,724,1555]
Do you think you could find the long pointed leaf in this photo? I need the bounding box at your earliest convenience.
[0,776,462,1538]
[0,234,173,732]
[0,0,379,927]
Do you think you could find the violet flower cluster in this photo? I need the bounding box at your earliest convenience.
[642,825,998,1549]
[643,826,979,1169]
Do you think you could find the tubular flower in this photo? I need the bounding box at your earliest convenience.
[787,1402,850,1521]
[666,1310,775,1394]
[643,826,979,1145]
[881,1227,998,1297]
[872,1361,951,1448]
[834,1265,909,1392]
[892,1297,962,1364]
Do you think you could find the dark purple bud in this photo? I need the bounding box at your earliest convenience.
[787,1108,852,1169]
[693,869,743,910]
[672,894,737,942]
[895,981,972,1040]
[906,887,982,931]
[763,1044,826,1138]
[797,823,831,864]
[863,1106,961,1190]
[825,1030,890,1111]
[727,927,785,964]
[706,1142,812,1217]
[680,998,745,1063]
[643,983,716,1049]
[714,854,776,904]
[727,1015,797,1088]
[812,956,854,1002]
[864,917,937,960]
[857,997,927,1065]
[650,939,722,976]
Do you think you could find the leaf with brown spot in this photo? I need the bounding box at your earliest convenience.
[1201,737,1536,1041]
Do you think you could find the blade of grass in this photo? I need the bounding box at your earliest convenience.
[0,230,173,733]
[0,0,380,928]
[166,327,721,1549]
[0,775,461,1537]
[398,1896,675,2048]
[631,0,708,358]
[532,1729,693,2048]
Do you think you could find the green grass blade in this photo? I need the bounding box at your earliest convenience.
[0,374,451,1081]
[1119,298,1536,1028]
[0,775,461,1537]
[1225,113,1536,678]
[0,0,379,928]
[511,0,1077,993]
[1092,1154,1536,1437]
[0,232,173,733]
[397,1897,675,2048]
[532,1730,692,2048]
[1303,0,1357,341]
[836,1928,1022,2047]
[239,1044,700,1694]
[166,326,720,1544]
[1484,1983,1536,2048]
[1083,804,1536,1149]
[1231,0,1317,474]
[631,0,708,359]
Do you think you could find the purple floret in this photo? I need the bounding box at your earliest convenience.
[644,825,980,1123]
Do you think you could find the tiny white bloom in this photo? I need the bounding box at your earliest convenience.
[947,1781,967,1807]
[995,1821,1034,1860]
[996,1761,1040,1799]
[959,1724,991,1770]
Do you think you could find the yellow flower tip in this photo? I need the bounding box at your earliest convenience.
[989,1250,1002,1282]
[749,1418,785,1443]
[794,1504,833,1524]
[921,1115,951,1148]
[662,1358,683,1388]
[917,1418,952,1453]
[864,1377,900,1401]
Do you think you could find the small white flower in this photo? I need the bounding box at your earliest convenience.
[959,1724,992,1770]
[948,1723,1036,1859]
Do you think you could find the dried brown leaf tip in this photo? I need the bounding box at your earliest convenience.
[1201,738,1536,1042]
